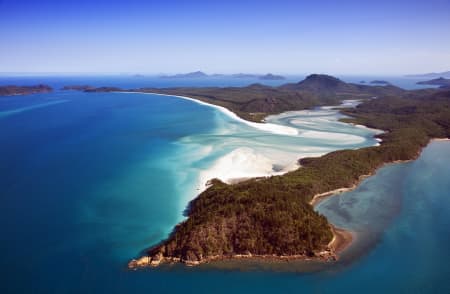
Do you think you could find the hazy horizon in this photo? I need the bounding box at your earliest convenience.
[1,0,450,75]
[0,70,447,77]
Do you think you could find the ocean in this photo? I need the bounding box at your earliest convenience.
[0,75,448,293]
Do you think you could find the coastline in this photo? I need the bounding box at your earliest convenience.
[123,92,388,270]
[128,224,353,270]
[431,138,450,142]
[122,91,380,195]
[328,225,354,254]
[309,137,450,256]
[121,88,449,270]
[125,107,382,270]
[309,171,377,207]
[129,246,339,269]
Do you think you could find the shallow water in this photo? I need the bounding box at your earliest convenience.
[1,77,449,293]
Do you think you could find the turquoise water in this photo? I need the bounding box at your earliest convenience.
[1,77,449,293]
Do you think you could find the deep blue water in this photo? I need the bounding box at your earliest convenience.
[1,76,449,293]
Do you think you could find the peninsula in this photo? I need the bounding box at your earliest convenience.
[0,84,53,96]
[63,75,450,268]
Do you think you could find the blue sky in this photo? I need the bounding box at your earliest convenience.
[1,0,450,75]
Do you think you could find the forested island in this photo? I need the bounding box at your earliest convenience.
[63,75,450,268]
[0,84,53,96]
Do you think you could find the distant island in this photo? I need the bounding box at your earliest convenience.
[231,73,260,78]
[0,84,53,96]
[259,73,286,80]
[160,71,209,79]
[61,85,123,92]
[406,70,450,78]
[63,74,450,268]
[417,77,450,88]
[62,85,95,91]
[159,71,286,81]
[370,80,390,85]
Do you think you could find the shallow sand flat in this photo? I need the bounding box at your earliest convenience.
[162,98,384,193]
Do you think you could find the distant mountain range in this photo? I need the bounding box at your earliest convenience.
[160,71,286,80]
[405,71,450,78]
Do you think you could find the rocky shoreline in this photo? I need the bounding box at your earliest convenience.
[128,221,354,269]
[128,247,338,269]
